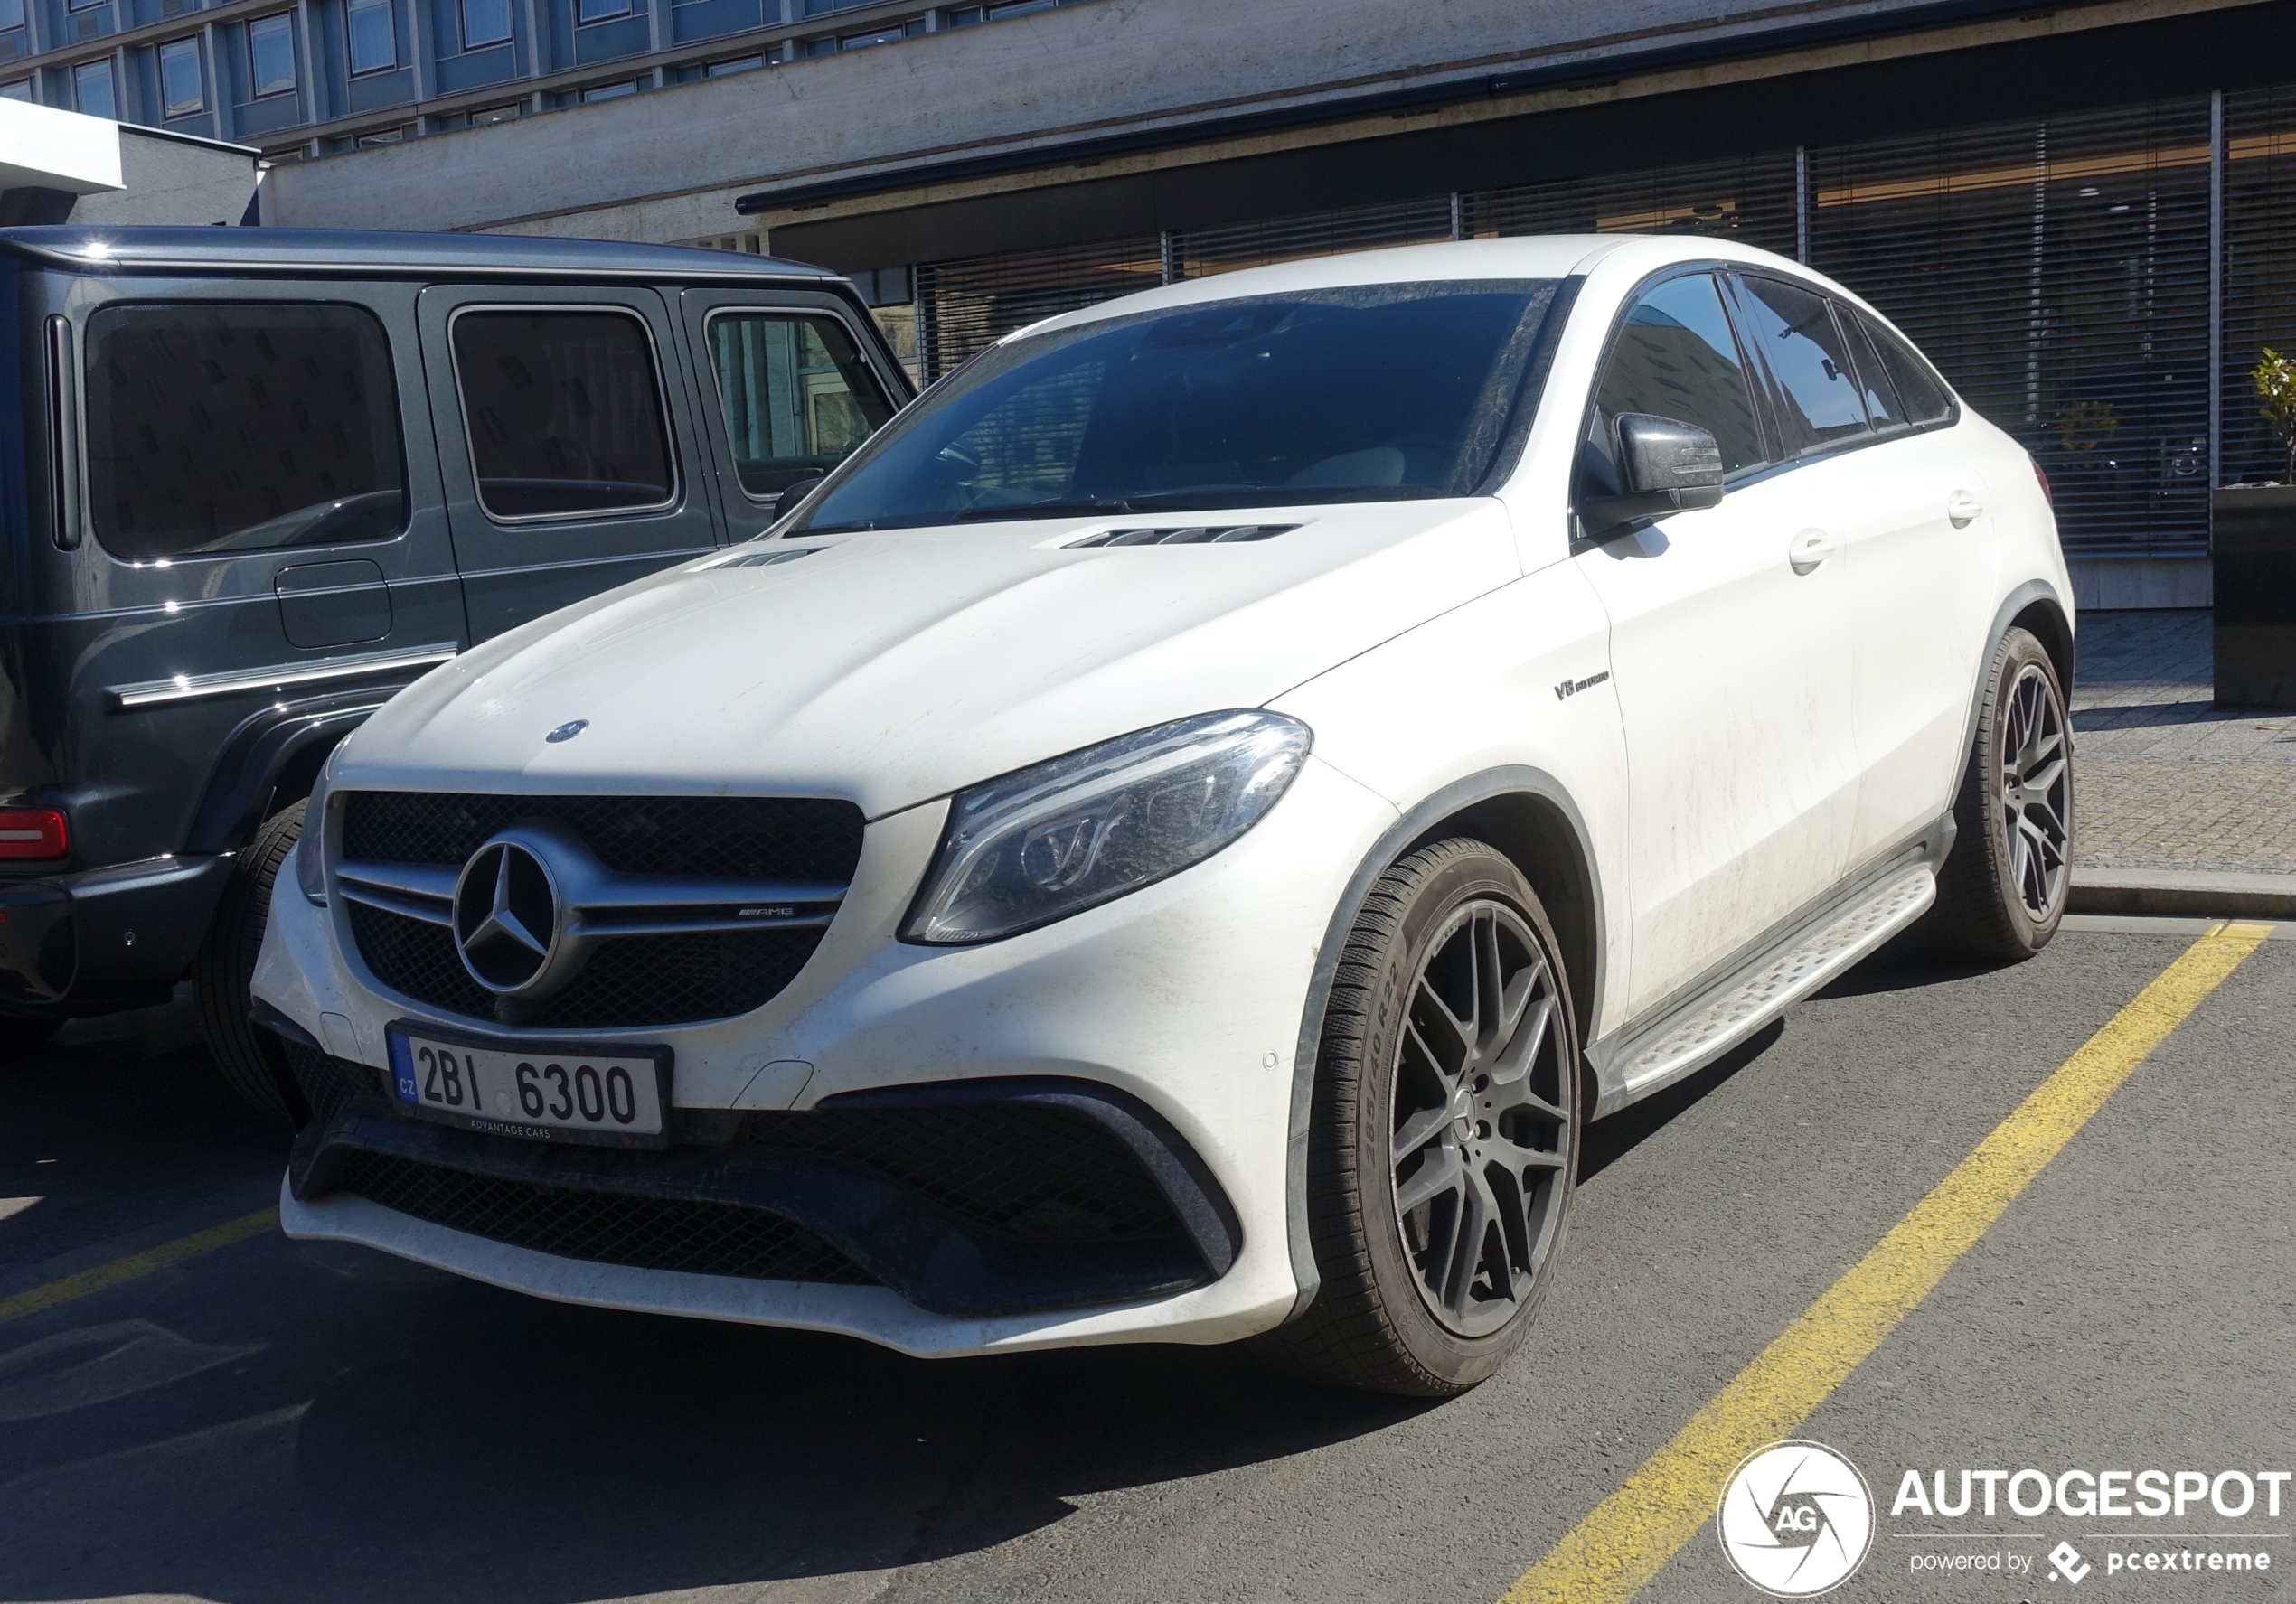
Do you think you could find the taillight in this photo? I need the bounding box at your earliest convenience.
[0,810,70,860]
[2031,457,2054,510]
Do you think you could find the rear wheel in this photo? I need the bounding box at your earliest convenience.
[1257,839,1581,1396]
[194,800,310,1127]
[1928,626,2071,961]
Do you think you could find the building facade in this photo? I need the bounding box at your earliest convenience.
[6,0,2293,601]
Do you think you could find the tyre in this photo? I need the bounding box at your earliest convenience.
[194,799,310,1126]
[1927,626,2072,961]
[1257,838,1582,1397]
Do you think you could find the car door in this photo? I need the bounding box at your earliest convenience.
[1567,269,1859,1019]
[677,288,905,545]
[418,284,719,643]
[59,279,465,849]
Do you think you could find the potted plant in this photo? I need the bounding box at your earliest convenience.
[2214,349,2296,709]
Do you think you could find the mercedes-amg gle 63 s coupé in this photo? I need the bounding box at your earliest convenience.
[254,235,2074,1396]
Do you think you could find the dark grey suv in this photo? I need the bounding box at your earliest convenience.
[0,226,909,1117]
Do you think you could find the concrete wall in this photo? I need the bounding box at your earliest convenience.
[259,0,1950,239]
[69,129,263,228]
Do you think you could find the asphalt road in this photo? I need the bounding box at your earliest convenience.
[1,916,2289,1604]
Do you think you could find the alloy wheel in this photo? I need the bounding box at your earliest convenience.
[2000,661,2071,923]
[1388,900,1574,1338]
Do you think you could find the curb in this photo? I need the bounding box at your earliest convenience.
[2069,868,2296,921]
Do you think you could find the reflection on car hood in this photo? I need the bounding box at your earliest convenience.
[340,502,1519,817]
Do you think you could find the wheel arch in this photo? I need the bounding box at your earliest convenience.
[1945,578,2074,809]
[1278,765,1609,1323]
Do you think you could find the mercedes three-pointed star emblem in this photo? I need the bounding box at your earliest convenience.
[452,835,563,995]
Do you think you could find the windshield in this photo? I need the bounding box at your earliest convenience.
[793,281,1559,531]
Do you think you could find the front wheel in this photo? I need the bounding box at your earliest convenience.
[1257,839,1582,1397]
[193,800,310,1127]
[1927,626,2072,961]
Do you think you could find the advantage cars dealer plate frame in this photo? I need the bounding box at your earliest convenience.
[385,1018,674,1149]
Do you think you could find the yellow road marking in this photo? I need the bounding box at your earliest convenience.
[1501,921,2274,1604]
[0,1206,278,1328]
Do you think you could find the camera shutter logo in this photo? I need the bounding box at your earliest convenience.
[1716,1440,1877,1597]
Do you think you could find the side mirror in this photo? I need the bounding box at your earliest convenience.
[1579,413,1726,536]
[770,474,825,525]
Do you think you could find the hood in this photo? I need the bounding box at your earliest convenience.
[338,501,1519,817]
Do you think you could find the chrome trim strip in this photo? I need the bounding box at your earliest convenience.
[109,643,459,709]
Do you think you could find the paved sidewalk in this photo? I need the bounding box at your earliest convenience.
[2071,610,2296,902]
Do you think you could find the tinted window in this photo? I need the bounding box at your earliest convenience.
[1735,276,1869,451]
[796,283,1557,530]
[705,314,895,499]
[84,302,406,561]
[1586,273,1764,492]
[452,308,676,521]
[1856,311,1953,426]
[1840,308,1906,431]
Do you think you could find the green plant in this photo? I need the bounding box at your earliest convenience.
[2254,348,2296,482]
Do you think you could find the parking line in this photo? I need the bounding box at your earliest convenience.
[0,1206,278,1329]
[1500,921,2274,1604]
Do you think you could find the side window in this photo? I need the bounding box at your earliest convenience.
[83,301,406,560]
[451,308,676,521]
[704,313,896,500]
[1855,311,1954,427]
[1583,272,1765,502]
[1839,305,1906,432]
[1733,276,1869,453]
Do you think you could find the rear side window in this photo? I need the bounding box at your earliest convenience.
[1840,310,1906,432]
[704,313,896,500]
[1855,311,1953,426]
[1733,276,1869,452]
[1587,272,1766,487]
[451,308,676,521]
[84,302,405,560]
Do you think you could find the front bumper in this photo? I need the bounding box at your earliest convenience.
[253,755,1399,1353]
[0,855,232,1014]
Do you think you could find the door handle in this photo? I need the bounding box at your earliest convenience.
[1947,491,1984,528]
[1788,529,1837,576]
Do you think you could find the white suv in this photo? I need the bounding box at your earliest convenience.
[253,235,2073,1396]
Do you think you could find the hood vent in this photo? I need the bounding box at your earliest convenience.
[718,545,828,568]
[1067,524,1300,549]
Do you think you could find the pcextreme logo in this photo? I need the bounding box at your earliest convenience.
[1717,1440,1877,1597]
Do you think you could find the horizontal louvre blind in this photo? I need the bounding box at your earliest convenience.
[1463,153,1798,257]
[2223,87,2296,486]
[1177,197,1454,277]
[914,236,1162,381]
[1809,100,2213,557]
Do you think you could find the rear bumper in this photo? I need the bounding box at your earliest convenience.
[0,855,231,1014]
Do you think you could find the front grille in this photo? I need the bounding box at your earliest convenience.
[748,1103,1181,1242]
[342,793,863,882]
[338,792,863,1028]
[337,1150,879,1285]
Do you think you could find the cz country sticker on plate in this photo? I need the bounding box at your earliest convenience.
[386,1022,672,1149]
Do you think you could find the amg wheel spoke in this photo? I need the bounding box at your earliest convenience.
[1443,1169,1494,1316]
[1413,978,1473,1072]
[1396,1143,1463,1215]
[1487,1131,1568,1171]
[1392,1104,1451,1165]
[1489,994,1553,1088]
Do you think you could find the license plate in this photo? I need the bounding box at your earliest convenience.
[386,1024,671,1148]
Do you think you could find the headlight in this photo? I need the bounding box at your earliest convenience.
[295,745,341,905]
[902,710,1312,945]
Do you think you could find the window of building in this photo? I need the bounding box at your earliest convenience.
[248,14,295,96]
[71,57,115,117]
[1732,274,1870,452]
[705,53,762,75]
[83,302,407,561]
[705,313,896,499]
[579,78,635,100]
[347,0,394,74]
[575,0,630,23]
[0,78,30,99]
[469,98,520,122]
[0,0,24,35]
[353,122,409,145]
[65,0,107,14]
[1586,273,1765,491]
[450,308,676,521]
[158,36,203,115]
[460,0,511,47]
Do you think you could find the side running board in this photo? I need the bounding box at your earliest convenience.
[1597,865,1936,1117]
